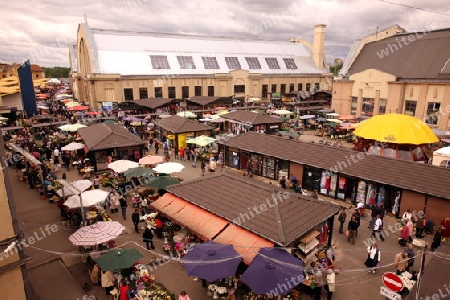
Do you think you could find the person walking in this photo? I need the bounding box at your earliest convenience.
[119,196,128,220]
[90,263,100,286]
[179,291,191,300]
[406,219,414,242]
[179,147,185,161]
[352,209,361,237]
[405,243,415,272]
[140,197,148,215]
[364,242,380,273]
[311,262,324,300]
[325,269,335,300]
[201,160,206,176]
[369,206,380,229]
[394,251,408,275]
[338,208,347,234]
[431,230,442,251]
[415,215,426,238]
[347,215,358,244]
[109,191,119,213]
[131,209,141,233]
[279,176,287,189]
[371,214,385,241]
[101,270,116,295]
[143,227,155,250]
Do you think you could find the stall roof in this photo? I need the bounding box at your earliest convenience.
[78,123,143,151]
[1,126,24,131]
[221,110,284,125]
[150,194,228,241]
[154,115,213,133]
[219,132,450,200]
[7,143,41,165]
[134,98,175,110]
[213,225,274,264]
[166,173,340,246]
[187,96,233,107]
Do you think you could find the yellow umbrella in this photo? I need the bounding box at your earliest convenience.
[217,110,229,115]
[354,114,439,144]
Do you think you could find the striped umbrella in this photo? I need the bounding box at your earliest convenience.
[69,221,125,246]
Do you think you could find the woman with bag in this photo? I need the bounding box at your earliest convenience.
[364,242,380,273]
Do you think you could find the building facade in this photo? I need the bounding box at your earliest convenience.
[332,27,450,132]
[71,23,333,110]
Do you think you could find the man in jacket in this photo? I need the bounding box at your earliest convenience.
[372,214,385,242]
[143,227,155,250]
[347,215,359,245]
[394,251,408,275]
[131,209,140,233]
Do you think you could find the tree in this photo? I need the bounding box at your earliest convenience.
[43,67,70,78]
[329,60,343,76]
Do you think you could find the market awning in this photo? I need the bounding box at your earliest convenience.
[150,194,228,241]
[7,143,41,165]
[213,225,274,264]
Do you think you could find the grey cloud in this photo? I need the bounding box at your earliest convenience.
[0,0,449,67]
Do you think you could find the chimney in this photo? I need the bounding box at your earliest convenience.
[312,24,326,70]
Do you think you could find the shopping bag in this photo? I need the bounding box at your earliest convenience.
[345,230,349,237]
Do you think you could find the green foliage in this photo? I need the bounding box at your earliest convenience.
[329,62,343,76]
[43,67,70,78]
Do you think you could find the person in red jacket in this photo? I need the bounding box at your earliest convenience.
[179,147,185,161]
[119,279,134,300]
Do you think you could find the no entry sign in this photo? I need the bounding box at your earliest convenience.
[382,272,404,292]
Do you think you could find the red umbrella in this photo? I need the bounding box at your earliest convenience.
[87,111,101,115]
[68,106,90,111]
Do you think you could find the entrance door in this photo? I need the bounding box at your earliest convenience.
[302,166,321,192]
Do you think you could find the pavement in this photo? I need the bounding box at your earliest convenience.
[8,140,434,300]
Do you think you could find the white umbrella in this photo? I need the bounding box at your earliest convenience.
[48,78,61,84]
[108,160,139,173]
[159,114,172,119]
[69,221,125,246]
[71,179,93,192]
[153,162,185,174]
[37,105,49,110]
[273,109,293,115]
[62,142,85,151]
[59,123,87,132]
[64,189,109,209]
[300,115,316,120]
[177,111,197,118]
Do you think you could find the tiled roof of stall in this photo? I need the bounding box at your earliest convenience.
[79,24,324,76]
[78,123,143,151]
[154,115,213,133]
[166,173,340,246]
[219,132,450,200]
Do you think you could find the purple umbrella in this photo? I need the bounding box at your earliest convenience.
[240,248,304,295]
[123,116,145,122]
[181,241,242,282]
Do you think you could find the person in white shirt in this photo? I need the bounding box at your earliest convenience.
[402,209,413,223]
[365,243,380,273]
[372,214,385,241]
[53,148,60,165]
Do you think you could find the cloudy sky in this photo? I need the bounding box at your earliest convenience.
[0,0,449,68]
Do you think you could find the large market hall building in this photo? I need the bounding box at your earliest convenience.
[70,23,333,109]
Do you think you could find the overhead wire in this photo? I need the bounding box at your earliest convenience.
[376,0,450,17]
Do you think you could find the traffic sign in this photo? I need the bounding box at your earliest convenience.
[382,272,404,292]
[380,286,401,300]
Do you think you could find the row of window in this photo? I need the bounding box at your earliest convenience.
[123,82,320,101]
[150,55,298,70]
[123,86,216,100]
[351,97,441,125]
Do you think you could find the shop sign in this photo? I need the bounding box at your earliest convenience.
[232,152,237,156]
[167,134,175,139]
[380,287,401,300]
[269,125,279,129]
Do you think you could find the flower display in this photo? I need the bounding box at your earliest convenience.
[216,286,228,296]
[136,273,155,290]
[208,284,218,292]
